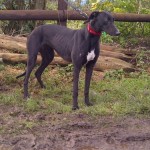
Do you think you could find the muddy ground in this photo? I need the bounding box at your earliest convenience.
[0,45,150,150]
[0,109,150,150]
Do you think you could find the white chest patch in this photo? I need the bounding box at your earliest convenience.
[87,49,95,62]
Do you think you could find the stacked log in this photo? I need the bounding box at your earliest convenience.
[0,35,135,72]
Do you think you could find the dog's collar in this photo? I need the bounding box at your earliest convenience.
[87,23,101,36]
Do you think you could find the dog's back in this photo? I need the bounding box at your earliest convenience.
[28,24,80,62]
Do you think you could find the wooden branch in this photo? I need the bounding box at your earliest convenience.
[0,10,150,22]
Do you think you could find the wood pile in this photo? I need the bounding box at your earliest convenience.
[0,35,136,72]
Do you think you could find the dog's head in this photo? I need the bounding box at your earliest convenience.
[86,11,120,36]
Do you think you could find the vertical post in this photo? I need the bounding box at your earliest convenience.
[58,0,68,26]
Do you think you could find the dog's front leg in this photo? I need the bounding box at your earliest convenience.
[84,62,95,106]
[72,66,81,110]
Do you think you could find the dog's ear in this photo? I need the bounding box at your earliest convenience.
[89,11,100,20]
[84,11,100,24]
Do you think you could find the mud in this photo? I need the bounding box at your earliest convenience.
[0,112,150,150]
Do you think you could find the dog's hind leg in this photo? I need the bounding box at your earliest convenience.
[35,45,54,88]
[24,40,40,99]
[24,56,38,98]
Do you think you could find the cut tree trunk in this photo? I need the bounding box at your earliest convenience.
[0,35,134,60]
[0,37,26,53]
[0,35,136,72]
[100,50,132,61]
[0,53,134,72]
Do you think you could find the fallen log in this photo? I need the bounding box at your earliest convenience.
[0,34,27,43]
[0,53,134,71]
[0,34,135,53]
[101,44,137,55]
[0,36,26,53]
[0,35,133,61]
[95,57,134,72]
[100,50,132,61]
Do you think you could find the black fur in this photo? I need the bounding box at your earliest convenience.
[16,11,120,110]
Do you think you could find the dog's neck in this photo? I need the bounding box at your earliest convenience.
[87,23,101,36]
[84,23,101,52]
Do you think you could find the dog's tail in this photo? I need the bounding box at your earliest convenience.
[16,71,26,79]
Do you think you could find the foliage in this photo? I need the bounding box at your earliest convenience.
[0,0,47,35]
[89,0,150,46]
[58,64,74,78]
[136,49,150,70]
[104,69,125,80]
[90,0,150,14]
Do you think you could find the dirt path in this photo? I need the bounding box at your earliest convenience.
[0,113,150,150]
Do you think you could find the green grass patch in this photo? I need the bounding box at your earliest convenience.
[87,77,150,116]
[0,64,150,117]
[0,90,22,105]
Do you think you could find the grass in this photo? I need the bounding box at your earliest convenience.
[0,64,150,117]
[88,77,150,116]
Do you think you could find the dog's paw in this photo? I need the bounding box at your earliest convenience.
[72,106,79,110]
[23,95,30,100]
[41,84,46,89]
[85,102,93,107]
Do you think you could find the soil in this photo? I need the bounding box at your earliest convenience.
[0,108,150,150]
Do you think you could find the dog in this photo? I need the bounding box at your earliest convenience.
[16,11,120,110]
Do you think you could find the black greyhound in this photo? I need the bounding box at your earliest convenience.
[17,11,120,110]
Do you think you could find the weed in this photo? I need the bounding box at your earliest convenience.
[0,90,21,106]
[136,50,150,70]
[24,99,40,113]
[20,120,36,130]
[104,69,125,80]
[0,64,5,71]
[57,64,73,80]
[15,63,26,69]
[44,99,71,114]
